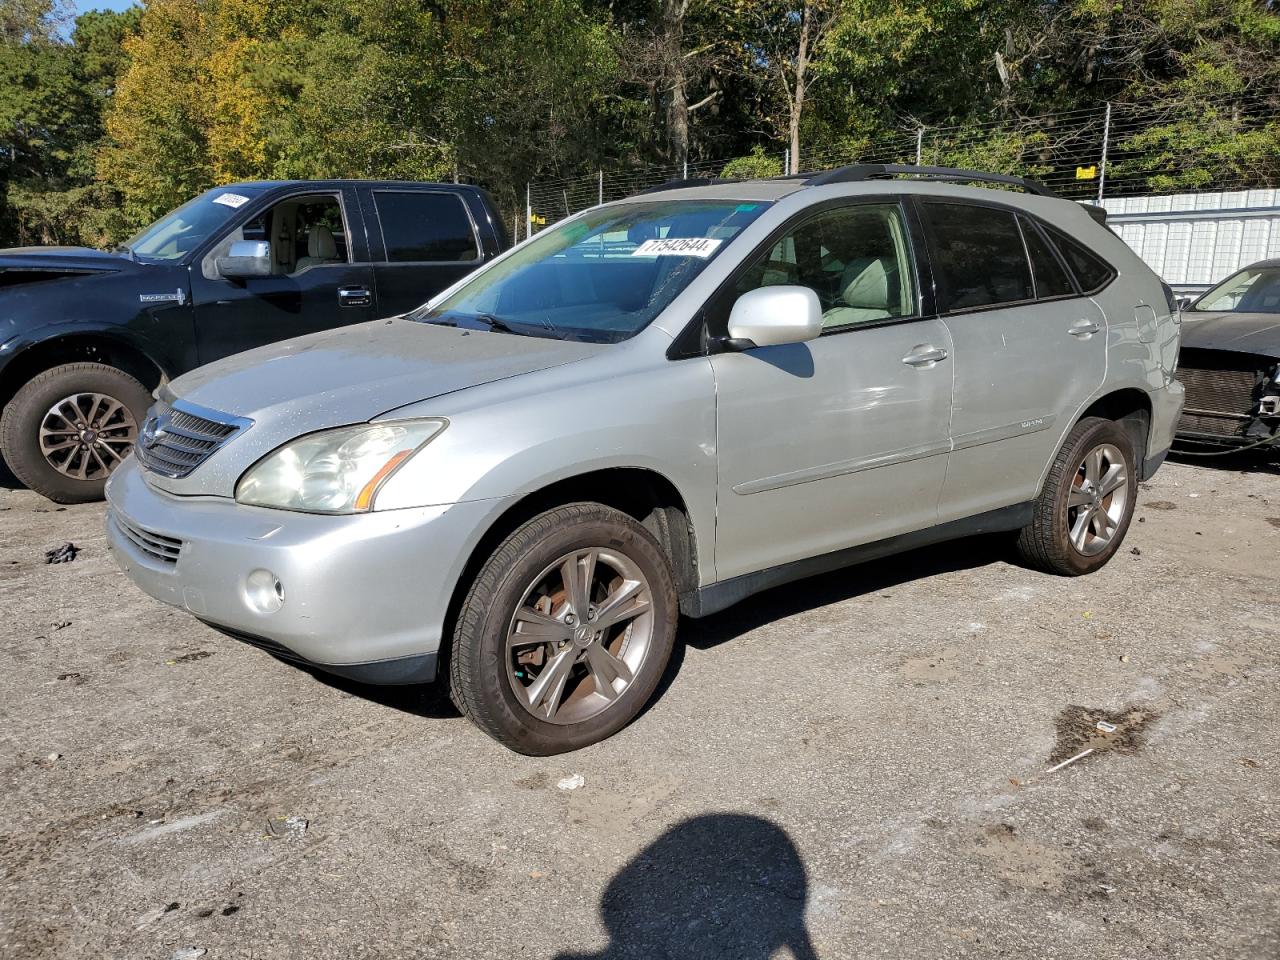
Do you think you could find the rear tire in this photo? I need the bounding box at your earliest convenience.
[449,503,678,755]
[0,362,151,504]
[1015,417,1137,576]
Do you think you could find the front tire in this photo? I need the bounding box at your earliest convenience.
[0,362,151,503]
[449,503,678,755]
[1015,417,1138,576]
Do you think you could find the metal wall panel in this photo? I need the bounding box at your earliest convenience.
[1102,191,1280,293]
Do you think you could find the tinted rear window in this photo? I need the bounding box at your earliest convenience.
[1020,217,1075,298]
[1045,224,1115,293]
[924,202,1033,311]
[374,192,478,262]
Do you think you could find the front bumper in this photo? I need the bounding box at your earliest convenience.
[105,457,509,683]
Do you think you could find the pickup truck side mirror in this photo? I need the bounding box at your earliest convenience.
[216,240,272,280]
[1176,296,1194,312]
[723,285,824,350]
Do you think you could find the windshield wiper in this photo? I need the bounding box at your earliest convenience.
[470,314,519,334]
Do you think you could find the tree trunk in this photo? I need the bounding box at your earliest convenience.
[788,3,813,174]
[661,0,690,171]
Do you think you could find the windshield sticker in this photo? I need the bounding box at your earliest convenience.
[213,192,250,209]
[631,237,722,258]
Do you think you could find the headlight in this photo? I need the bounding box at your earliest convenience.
[236,420,446,514]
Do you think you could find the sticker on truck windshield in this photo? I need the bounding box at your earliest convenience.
[631,237,722,258]
[213,192,250,209]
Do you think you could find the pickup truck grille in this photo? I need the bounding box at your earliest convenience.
[134,400,247,478]
[111,511,183,565]
[1176,351,1268,439]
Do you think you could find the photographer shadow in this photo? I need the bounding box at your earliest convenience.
[555,813,819,960]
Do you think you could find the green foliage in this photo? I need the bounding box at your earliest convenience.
[721,146,782,179]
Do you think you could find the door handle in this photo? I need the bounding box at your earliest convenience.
[902,345,948,367]
[338,286,372,307]
[1068,319,1100,338]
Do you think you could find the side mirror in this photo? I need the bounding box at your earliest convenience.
[724,285,823,349]
[1176,296,1194,312]
[216,240,271,279]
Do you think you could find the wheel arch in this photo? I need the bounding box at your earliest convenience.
[1075,388,1153,474]
[441,466,701,672]
[0,333,169,411]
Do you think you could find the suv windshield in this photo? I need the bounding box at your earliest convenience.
[122,187,265,262]
[411,199,770,342]
[1194,265,1280,314]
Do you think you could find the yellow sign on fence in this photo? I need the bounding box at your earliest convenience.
[1075,165,1097,180]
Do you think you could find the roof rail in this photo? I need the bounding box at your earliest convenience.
[634,176,729,196]
[804,163,1057,198]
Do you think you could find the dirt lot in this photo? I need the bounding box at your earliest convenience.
[1,457,1278,959]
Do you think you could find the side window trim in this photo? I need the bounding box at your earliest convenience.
[687,195,928,352]
[1020,214,1084,301]
[370,189,483,266]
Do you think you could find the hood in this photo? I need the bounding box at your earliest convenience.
[0,246,132,275]
[1181,311,1280,359]
[151,318,607,497]
[171,319,606,422]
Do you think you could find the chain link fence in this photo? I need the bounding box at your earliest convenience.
[523,95,1279,239]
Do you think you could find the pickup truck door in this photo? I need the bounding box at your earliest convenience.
[358,186,488,317]
[189,185,376,364]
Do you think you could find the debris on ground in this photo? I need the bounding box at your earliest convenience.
[166,651,213,665]
[171,948,206,960]
[1048,704,1158,767]
[44,542,79,564]
[1144,501,1177,511]
[1239,757,1261,768]
[264,815,309,840]
[1130,547,1142,556]
[557,773,586,791]
[52,620,72,631]
[46,752,60,761]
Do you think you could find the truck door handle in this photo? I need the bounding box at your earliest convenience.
[338,286,372,307]
[902,345,948,367]
[1068,319,1100,338]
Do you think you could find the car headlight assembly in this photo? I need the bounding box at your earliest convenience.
[236,420,446,514]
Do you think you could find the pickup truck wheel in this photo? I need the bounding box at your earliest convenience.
[0,362,151,504]
[1015,417,1137,576]
[450,503,678,755]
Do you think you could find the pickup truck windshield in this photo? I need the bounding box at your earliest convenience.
[122,187,265,262]
[412,199,770,342]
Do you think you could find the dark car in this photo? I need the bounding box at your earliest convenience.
[0,180,508,502]
[1175,259,1280,450]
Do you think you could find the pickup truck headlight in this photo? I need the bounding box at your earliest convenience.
[236,420,446,514]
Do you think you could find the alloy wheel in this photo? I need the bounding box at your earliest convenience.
[38,393,137,481]
[1066,442,1128,557]
[506,547,655,725]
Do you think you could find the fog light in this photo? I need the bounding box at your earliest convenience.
[244,568,285,614]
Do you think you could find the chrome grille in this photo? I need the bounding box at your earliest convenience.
[1176,351,1267,438]
[134,400,247,478]
[111,511,183,565]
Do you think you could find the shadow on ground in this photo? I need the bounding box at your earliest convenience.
[307,534,1014,724]
[555,813,819,960]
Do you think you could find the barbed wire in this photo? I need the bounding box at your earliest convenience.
[524,96,1280,236]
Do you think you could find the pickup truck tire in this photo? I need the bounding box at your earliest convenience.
[450,503,678,755]
[1016,416,1137,576]
[0,362,151,504]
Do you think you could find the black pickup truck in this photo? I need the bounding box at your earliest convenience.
[0,180,508,502]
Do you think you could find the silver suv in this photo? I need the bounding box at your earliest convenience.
[106,165,1184,754]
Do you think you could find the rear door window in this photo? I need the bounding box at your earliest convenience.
[1020,217,1075,299]
[923,202,1033,311]
[373,191,479,263]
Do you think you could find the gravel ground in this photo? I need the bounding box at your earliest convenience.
[1,457,1278,960]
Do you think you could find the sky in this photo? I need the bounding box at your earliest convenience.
[69,0,137,13]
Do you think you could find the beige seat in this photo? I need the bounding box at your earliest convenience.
[822,257,896,327]
[294,225,339,271]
